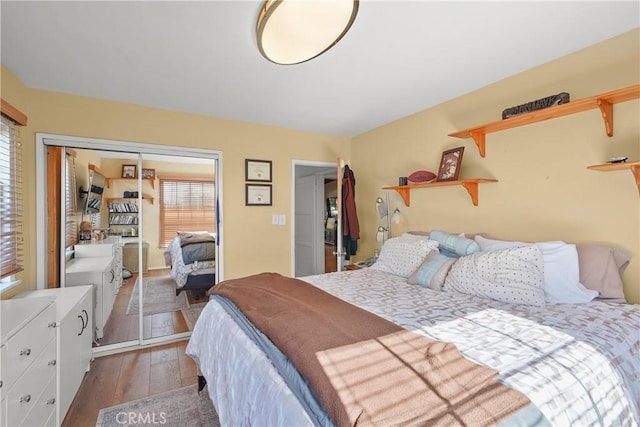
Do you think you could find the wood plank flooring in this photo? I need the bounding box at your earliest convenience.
[63,269,204,426]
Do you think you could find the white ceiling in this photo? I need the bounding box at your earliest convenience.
[1,1,638,137]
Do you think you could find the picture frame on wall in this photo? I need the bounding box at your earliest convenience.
[246,184,272,206]
[245,159,272,182]
[141,168,156,179]
[436,146,464,182]
[122,164,137,178]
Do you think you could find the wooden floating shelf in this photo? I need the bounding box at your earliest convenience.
[382,178,497,207]
[449,85,640,157]
[587,161,640,196]
[107,196,155,205]
[106,177,155,189]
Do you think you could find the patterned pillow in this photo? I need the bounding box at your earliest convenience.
[443,245,546,306]
[430,229,480,257]
[370,237,436,278]
[408,252,456,290]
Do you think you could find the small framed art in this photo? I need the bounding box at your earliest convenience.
[245,159,272,182]
[246,184,272,206]
[122,164,137,178]
[141,168,156,179]
[436,147,464,182]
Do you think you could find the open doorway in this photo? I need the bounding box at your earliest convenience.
[292,161,337,277]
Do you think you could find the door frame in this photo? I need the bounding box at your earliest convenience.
[291,160,337,277]
[35,133,223,356]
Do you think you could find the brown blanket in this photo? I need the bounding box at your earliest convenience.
[211,273,530,427]
[178,231,214,247]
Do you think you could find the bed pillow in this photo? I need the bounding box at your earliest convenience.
[408,252,456,290]
[474,235,598,304]
[369,237,437,278]
[429,229,480,257]
[576,243,630,299]
[443,245,546,306]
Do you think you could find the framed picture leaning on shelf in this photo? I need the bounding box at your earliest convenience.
[122,164,137,178]
[141,168,155,179]
[436,146,464,182]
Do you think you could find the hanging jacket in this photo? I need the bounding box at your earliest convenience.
[342,165,360,259]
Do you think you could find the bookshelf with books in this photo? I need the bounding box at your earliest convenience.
[107,198,141,237]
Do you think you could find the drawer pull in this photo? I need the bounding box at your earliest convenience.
[20,348,31,356]
[46,398,56,405]
[48,322,58,328]
[48,359,57,366]
[20,394,31,403]
[0,380,3,388]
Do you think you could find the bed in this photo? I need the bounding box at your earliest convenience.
[186,232,639,426]
[164,232,216,296]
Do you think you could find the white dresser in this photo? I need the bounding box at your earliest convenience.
[65,235,123,341]
[74,236,123,291]
[15,286,93,426]
[65,256,116,340]
[1,297,58,427]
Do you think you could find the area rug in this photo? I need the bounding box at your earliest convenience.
[181,302,208,330]
[126,275,189,316]
[96,385,220,427]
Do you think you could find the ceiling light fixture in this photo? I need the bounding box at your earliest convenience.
[257,0,359,65]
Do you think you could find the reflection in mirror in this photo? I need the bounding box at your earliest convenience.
[83,164,106,215]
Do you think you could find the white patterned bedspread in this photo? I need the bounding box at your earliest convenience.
[187,269,640,426]
[165,235,216,289]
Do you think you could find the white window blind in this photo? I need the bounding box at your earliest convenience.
[65,151,78,248]
[159,177,215,246]
[0,114,23,279]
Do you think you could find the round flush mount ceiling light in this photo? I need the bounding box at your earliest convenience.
[257,0,359,65]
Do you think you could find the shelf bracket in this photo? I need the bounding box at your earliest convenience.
[393,187,411,207]
[460,181,480,206]
[469,131,486,157]
[597,99,614,137]
[631,164,640,196]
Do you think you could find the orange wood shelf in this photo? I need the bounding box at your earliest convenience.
[108,195,155,205]
[449,85,640,157]
[383,178,497,207]
[587,161,640,196]
[106,177,155,189]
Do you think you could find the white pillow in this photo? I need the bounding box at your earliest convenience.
[370,237,436,278]
[443,245,546,306]
[474,236,599,304]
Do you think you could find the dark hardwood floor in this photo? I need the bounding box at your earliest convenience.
[63,269,204,426]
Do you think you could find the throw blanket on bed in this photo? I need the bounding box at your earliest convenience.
[210,272,531,427]
[178,232,215,265]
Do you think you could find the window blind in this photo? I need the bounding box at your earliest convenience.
[159,178,215,246]
[64,151,78,248]
[0,114,24,279]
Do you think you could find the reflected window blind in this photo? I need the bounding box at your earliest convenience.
[159,178,215,246]
[0,114,23,279]
[65,151,78,248]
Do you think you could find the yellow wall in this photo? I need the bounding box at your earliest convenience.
[351,29,640,303]
[1,29,638,302]
[0,65,350,298]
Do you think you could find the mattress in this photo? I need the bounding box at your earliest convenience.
[165,234,216,289]
[187,269,640,426]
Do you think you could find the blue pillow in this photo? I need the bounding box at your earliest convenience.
[408,252,456,290]
[430,229,480,257]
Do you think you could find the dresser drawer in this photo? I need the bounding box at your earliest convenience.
[20,374,56,427]
[6,338,56,427]
[3,304,56,391]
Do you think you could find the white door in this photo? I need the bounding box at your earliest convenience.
[294,174,322,276]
